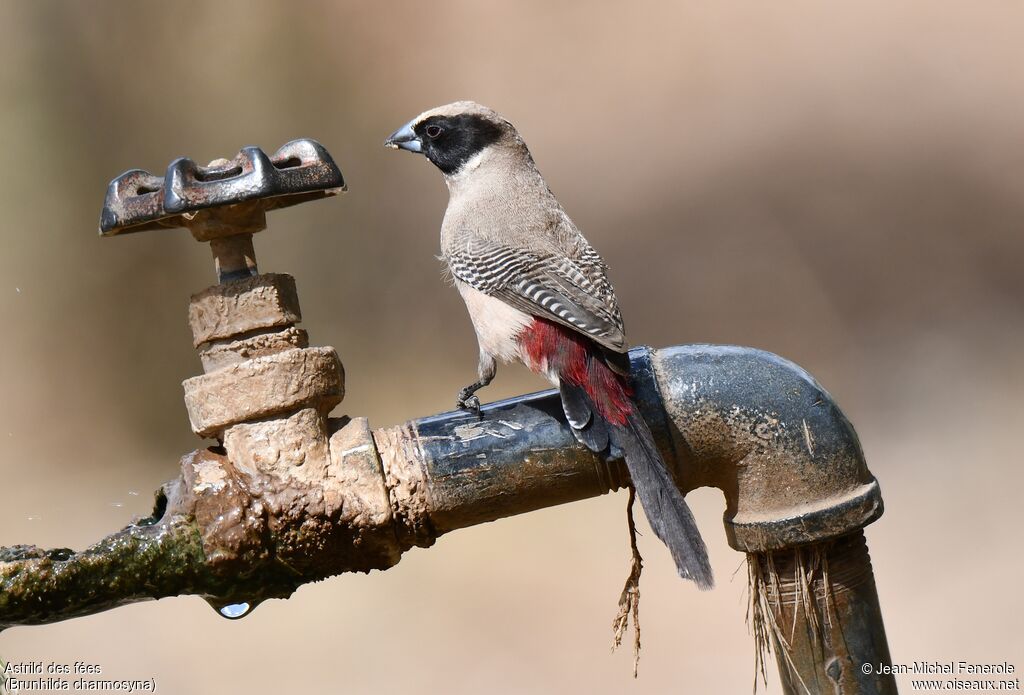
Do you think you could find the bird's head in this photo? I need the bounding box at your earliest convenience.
[384,101,519,176]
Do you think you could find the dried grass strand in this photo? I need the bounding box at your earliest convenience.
[611,485,643,678]
[746,544,842,695]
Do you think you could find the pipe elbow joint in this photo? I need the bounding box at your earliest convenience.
[635,345,883,553]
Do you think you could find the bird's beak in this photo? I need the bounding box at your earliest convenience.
[384,120,423,153]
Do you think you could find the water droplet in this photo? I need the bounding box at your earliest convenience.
[217,602,252,620]
[205,596,263,620]
[14,287,20,294]
[128,490,140,496]
[26,515,41,521]
[109,502,124,508]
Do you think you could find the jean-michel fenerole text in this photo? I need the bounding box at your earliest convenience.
[873,661,1015,676]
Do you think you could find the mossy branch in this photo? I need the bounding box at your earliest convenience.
[0,442,395,630]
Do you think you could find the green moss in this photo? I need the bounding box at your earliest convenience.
[0,511,310,628]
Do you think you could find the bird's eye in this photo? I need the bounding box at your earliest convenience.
[425,125,443,138]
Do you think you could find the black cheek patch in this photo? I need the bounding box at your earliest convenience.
[417,114,504,175]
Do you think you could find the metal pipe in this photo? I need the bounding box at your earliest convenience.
[0,344,893,693]
[750,531,894,694]
[374,345,883,548]
[373,390,629,549]
[370,345,893,693]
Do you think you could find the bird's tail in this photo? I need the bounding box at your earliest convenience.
[611,407,714,589]
[521,316,712,587]
[558,367,713,589]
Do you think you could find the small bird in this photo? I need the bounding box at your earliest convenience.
[385,101,712,588]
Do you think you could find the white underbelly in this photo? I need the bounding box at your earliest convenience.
[455,280,533,364]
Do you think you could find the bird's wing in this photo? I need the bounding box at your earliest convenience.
[447,237,627,353]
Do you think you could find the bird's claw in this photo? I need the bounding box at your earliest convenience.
[457,392,483,419]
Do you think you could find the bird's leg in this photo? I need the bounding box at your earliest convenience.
[457,352,497,419]
[456,380,488,418]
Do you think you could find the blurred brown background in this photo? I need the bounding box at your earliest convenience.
[1,1,1022,692]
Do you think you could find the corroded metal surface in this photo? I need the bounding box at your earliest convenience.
[188,273,302,347]
[182,346,344,438]
[370,346,881,554]
[646,345,883,553]
[375,423,436,550]
[98,139,345,236]
[327,416,401,565]
[198,326,309,372]
[376,392,630,543]
[99,141,346,285]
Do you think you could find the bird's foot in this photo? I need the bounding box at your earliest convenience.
[456,390,483,419]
